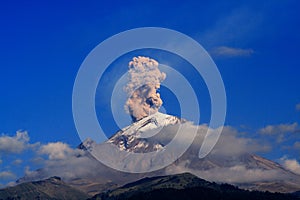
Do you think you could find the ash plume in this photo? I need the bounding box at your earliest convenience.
[124,56,166,122]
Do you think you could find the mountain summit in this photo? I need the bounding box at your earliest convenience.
[108,112,184,152]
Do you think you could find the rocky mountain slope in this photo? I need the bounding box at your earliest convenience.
[89,173,299,200]
[0,176,90,200]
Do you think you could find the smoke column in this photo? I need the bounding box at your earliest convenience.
[124,56,166,122]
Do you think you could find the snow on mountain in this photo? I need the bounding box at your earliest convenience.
[107,112,184,152]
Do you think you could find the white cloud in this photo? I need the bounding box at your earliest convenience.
[259,122,299,143]
[0,131,31,154]
[39,142,80,160]
[0,171,16,180]
[210,46,254,57]
[296,103,300,111]
[281,157,300,175]
[12,159,22,165]
[259,122,298,135]
[156,125,269,156]
[0,131,42,187]
[293,141,300,150]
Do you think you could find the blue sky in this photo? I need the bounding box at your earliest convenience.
[1,0,300,186]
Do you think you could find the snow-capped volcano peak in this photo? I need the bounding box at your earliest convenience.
[78,112,184,153]
[117,112,183,135]
[107,112,184,152]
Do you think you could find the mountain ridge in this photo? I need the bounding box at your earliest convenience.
[3,173,300,200]
[0,176,90,200]
[89,173,300,200]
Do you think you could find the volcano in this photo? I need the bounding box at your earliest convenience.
[17,112,300,195]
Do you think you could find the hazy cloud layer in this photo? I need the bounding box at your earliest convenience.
[211,126,271,156]
[24,153,102,181]
[165,125,279,184]
[164,129,299,187]
[210,46,254,57]
[19,124,273,183]
[166,163,288,184]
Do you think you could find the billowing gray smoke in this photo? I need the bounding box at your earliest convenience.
[124,56,166,121]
